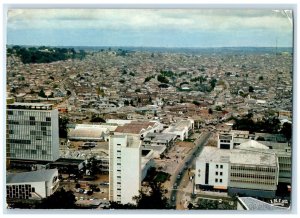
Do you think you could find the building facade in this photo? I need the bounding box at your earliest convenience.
[109,135,141,204]
[7,103,59,162]
[195,146,279,198]
[6,169,59,199]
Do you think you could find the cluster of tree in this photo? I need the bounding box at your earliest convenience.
[124,99,134,106]
[190,76,207,83]
[157,75,169,84]
[178,71,187,77]
[160,70,174,77]
[38,89,53,98]
[188,199,236,210]
[90,114,106,123]
[109,181,172,209]
[59,116,69,138]
[115,48,131,56]
[144,75,155,83]
[8,46,86,64]
[209,78,217,89]
[232,114,282,134]
[37,188,77,209]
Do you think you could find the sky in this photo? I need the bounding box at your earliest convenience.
[6,9,294,47]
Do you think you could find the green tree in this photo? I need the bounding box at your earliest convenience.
[215,106,222,111]
[280,122,292,141]
[249,86,254,93]
[59,116,69,138]
[133,182,170,209]
[37,188,77,209]
[157,75,169,84]
[38,89,47,98]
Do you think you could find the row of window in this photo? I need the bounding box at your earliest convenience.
[8,120,52,126]
[220,140,231,143]
[230,179,275,185]
[8,139,31,144]
[215,178,223,183]
[230,173,275,180]
[216,164,223,169]
[216,171,223,176]
[231,166,276,172]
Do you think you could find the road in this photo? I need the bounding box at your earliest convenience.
[169,131,212,209]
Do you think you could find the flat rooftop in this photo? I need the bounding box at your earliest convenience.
[197,146,277,167]
[7,169,57,184]
[7,102,53,110]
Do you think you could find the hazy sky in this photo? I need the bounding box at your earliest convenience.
[6,9,293,47]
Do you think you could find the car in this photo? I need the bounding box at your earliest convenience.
[100,182,109,186]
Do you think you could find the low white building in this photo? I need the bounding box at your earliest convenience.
[68,124,110,141]
[163,119,194,140]
[6,169,59,200]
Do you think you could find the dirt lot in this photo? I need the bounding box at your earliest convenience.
[59,174,109,201]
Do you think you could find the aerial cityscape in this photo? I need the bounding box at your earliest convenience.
[5,9,293,211]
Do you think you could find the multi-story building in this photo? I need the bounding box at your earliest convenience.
[109,135,141,204]
[195,146,279,198]
[7,103,59,162]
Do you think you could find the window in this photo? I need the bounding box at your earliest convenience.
[220,165,223,169]
[41,127,47,131]
[215,179,218,182]
[216,164,219,168]
[46,117,51,121]
[30,121,35,126]
[216,172,218,175]
[29,116,35,121]
[220,179,223,183]
[8,111,13,115]
[31,187,35,192]
[9,130,14,134]
[220,172,223,176]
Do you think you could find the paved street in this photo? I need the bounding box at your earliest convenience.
[168,131,212,209]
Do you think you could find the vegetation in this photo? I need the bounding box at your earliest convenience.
[133,182,170,209]
[90,114,106,123]
[157,75,169,84]
[249,85,254,93]
[215,106,222,111]
[144,75,155,83]
[160,70,174,77]
[280,122,292,141]
[37,188,77,209]
[189,198,236,210]
[232,114,281,134]
[59,116,69,138]
[8,46,86,64]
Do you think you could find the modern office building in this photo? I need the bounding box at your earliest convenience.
[109,135,141,204]
[7,102,59,162]
[6,169,59,199]
[195,146,279,198]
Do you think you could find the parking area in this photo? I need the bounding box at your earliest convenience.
[59,174,109,201]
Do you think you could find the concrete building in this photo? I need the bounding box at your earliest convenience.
[68,124,110,141]
[6,169,59,199]
[109,135,141,204]
[163,119,194,140]
[237,197,288,210]
[195,146,279,198]
[7,103,59,162]
[142,132,177,154]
